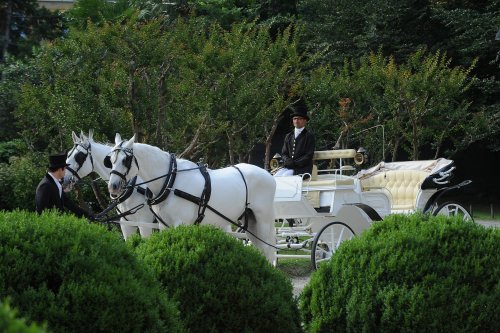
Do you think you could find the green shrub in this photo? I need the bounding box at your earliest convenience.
[135,225,302,333]
[0,152,46,210]
[0,300,47,333]
[0,210,184,333]
[301,214,500,333]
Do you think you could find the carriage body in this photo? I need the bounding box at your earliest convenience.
[273,149,472,268]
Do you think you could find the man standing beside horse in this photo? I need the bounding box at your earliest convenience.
[35,152,91,218]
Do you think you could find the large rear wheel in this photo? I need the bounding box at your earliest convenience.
[311,221,355,270]
[432,201,473,221]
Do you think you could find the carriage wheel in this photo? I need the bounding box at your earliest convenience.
[311,222,355,270]
[432,201,473,221]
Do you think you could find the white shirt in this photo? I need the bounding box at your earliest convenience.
[294,127,304,138]
[48,172,62,198]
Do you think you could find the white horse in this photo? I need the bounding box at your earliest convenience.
[63,131,156,239]
[107,133,277,264]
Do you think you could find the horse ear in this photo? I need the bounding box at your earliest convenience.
[72,131,79,143]
[115,133,122,145]
[80,130,88,142]
[125,135,135,149]
[88,129,94,141]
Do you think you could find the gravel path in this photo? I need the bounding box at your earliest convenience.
[291,276,311,297]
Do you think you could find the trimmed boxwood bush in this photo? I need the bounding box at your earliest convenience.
[0,210,184,333]
[134,225,302,333]
[301,214,499,333]
[0,300,46,333]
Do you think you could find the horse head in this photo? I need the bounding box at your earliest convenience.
[107,133,138,198]
[63,131,95,190]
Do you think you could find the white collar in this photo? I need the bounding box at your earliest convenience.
[294,127,304,138]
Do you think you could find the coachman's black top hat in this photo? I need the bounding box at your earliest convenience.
[290,98,310,120]
[48,153,70,169]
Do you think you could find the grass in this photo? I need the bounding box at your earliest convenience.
[469,203,499,221]
[276,257,313,278]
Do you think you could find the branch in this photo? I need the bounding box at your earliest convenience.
[179,117,207,159]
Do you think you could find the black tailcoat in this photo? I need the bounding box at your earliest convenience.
[281,128,316,175]
[35,173,88,217]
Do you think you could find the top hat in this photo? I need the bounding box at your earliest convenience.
[290,99,310,120]
[290,109,309,121]
[48,153,70,169]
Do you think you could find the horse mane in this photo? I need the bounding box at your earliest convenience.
[88,137,114,148]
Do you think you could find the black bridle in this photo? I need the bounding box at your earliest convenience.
[107,141,139,184]
[66,142,94,182]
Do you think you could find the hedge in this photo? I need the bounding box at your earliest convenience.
[301,214,499,333]
[0,210,184,333]
[134,225,302,333]
[0,300,46,333]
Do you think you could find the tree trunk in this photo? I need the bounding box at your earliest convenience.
[89,173,108,210]
[227,131,235,165]
[391,137,400,162]
[1,0,12,64]
[129,64,144,142]
[155,63,170,148]
[264,114,283,170]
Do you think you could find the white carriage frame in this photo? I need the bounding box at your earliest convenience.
[274,149,472,267]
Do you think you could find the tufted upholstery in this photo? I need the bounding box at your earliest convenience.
[360,170,429,210]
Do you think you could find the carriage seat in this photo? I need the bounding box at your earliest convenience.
[305,178,355,187]
[359,170,429,210]
[311,149,357,180]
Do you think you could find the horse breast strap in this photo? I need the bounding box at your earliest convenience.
[173,163,211,224]
[147,153,177,206]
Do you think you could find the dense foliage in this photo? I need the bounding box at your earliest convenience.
[134,225,302,333]
[300,214,500,332]
[0,210,183,333]
[306,50,480,160]
[0,0,498,210]
[0,301,46,333]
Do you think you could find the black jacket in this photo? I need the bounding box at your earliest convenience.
[281,128,316,176]
[35,173,88,217]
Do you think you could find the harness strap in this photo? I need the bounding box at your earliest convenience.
[113,176,138,204]
[174,188,245,229]
[148,153,177,206]
[195,165,211,224]
[233,166,250,230]
[147,206,171,228]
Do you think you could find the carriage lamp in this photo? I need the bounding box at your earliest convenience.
[354,147,369,165]
[270,153,283,170]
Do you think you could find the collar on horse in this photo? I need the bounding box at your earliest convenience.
[147,153,177,206]
[66,142,94,181]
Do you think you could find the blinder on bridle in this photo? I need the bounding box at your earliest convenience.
[104,154,133,169]
[107,144,138,182]
[66,143,93,181]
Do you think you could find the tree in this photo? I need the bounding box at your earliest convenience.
[65,0,134,29]
[0,0,65,62]
[305,50,481,161]
[297,0,500,150]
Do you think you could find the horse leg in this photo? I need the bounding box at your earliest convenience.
[139,226,153,238]
[120,220,138,240]
[246,207,277,266]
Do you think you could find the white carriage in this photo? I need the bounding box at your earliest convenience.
[273,149,472,269]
